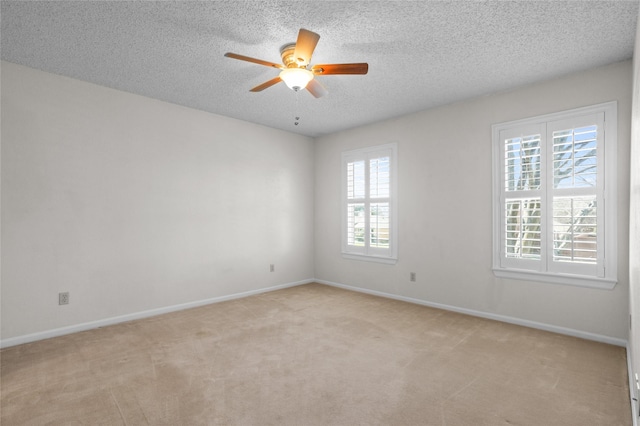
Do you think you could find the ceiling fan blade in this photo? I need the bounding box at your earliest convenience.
[306,78,328,98]
[224,52,283,69]
[250,76,282,92]
[293,29,320,66]
[312,63,369,75]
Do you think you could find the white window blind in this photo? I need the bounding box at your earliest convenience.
[505,198,541,260]
[492,102,617,289]
[342,143,397,263]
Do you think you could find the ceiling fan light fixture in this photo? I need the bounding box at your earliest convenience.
[225,29,367,98]
[279,68,313,91]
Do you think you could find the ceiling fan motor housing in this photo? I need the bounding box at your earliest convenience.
[280,43,305,68]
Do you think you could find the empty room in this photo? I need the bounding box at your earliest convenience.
[2,1,640,425]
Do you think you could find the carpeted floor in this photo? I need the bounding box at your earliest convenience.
[1,283,631,425]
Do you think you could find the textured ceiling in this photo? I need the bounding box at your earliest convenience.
[1,1,638,137]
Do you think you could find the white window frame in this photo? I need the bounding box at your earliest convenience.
[342,143,398,264]
[492,102,617,289]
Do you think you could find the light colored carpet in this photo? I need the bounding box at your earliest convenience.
[1,283,631,425]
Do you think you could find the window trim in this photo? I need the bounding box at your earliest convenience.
[491,102,617,289]
[341,143,398,264]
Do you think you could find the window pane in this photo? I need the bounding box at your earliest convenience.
[347,203,365,246]
[505,135,541,191]
[343,144,396,260]
[505,198,541,259]
[347,161,365,199]
[370,203,390,248]
[370,156,390,198]
[553,196,597,264]
[553,125,597,189]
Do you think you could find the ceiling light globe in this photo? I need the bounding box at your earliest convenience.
[279,68,313,91]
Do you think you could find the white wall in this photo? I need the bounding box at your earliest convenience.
[1,61,315,342]
[315,60,632,341]
[1,58,633,347]
[628,7,640,414]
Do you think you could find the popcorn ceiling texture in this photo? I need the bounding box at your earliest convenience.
[1,1,638,137]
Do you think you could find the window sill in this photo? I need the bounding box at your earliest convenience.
[492,268,617,290]
[342,253,397,265]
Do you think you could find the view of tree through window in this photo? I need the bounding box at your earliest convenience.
[503,126,598,264]
[505,135,541,259]
[492,102,616,288]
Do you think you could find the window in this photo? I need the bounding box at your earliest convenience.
[492,102,617,289]
[342,143,398,263]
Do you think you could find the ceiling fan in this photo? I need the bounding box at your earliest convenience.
[224,28,368,98]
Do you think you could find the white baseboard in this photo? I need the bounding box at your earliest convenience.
[316,279,628,347]
[1,277,628,348]
[321,277,635,423]
[4,277,634,421]
[629,343,639,426]
[0,279,314,348]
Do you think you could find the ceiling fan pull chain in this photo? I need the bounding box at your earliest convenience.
[294,90,300,126]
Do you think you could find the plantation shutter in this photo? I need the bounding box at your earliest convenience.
[342,144,397,262]
[547,113,604,277]
[346,160,366,252]
[369,156,390,250]
[499,124,545,271]
[492,102,616,288]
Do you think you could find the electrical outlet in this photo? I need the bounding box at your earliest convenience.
[270,264,275,272]
[59,292,69,305]
[410,272,416,282]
